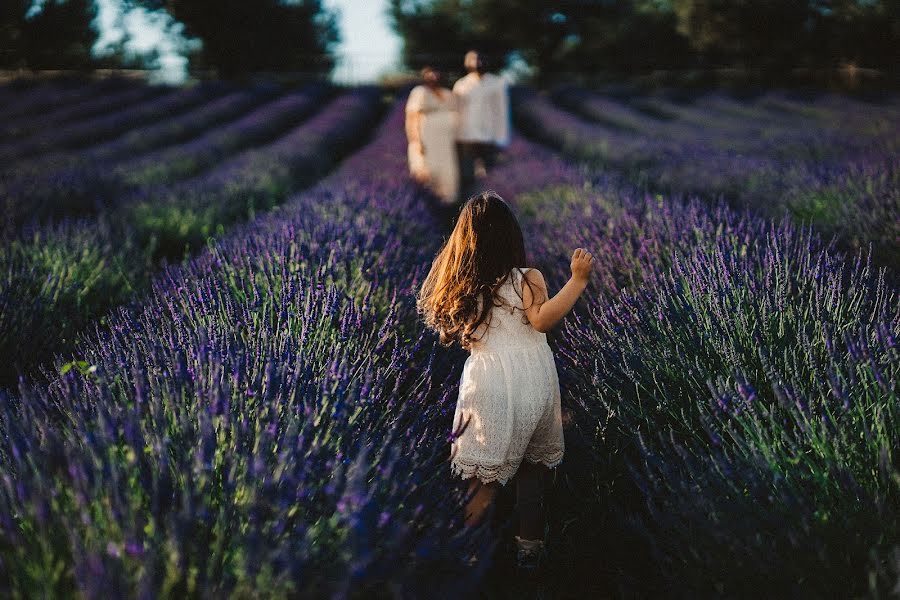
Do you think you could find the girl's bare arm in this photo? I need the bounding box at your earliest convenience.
[522,249,593,333]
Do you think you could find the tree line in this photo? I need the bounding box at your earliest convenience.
[0,0,338,76]
[390,0,900,79]
[1,0,897,80]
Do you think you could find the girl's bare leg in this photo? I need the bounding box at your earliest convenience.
[515,461,547,540]
[464,478,500,527]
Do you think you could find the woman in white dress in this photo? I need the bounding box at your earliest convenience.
[405,67,460,204]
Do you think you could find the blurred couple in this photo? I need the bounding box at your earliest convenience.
[405,50,510,206]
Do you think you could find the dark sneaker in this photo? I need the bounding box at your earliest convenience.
[515,536,545,575]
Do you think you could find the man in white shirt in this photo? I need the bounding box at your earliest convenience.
[453,50,511,192]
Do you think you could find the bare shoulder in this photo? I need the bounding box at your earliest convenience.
[522,267,546,285]
[521,268,548,299]
[519,268,547,310]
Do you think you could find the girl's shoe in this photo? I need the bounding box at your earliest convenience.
[514,535,545,573]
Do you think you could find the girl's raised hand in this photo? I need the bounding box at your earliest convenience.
[522,250,593,332]
[571,248,594,283]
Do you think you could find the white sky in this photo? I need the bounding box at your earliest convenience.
[89,0,402,84]
[94,0,194,83]
[327,0,403,83]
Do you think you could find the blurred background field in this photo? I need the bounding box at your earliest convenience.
[0,1,898,598]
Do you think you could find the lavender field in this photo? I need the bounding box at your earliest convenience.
[0,78,898,597]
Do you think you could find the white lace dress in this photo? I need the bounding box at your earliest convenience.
[450,267,565,485]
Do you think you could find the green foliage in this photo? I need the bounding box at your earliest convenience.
[0,0,99,70]
[673,0,810,70]
[390,0,900,79]
[671,0,900,71]
[0,220,150,387]
[389,0,513,73]
[785,156,900,266]
[126,0,340,76]
[516,181,899,596]
[390,0,690,77]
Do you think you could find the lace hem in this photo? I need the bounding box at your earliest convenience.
[451,458,520,485]
[523,449,564,469]
[451,450,563,486]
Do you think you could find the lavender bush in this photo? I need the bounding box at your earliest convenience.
[1,259,480,597]
[476,126,898,594]
[514,88,900,265]
[571,228,896,596]
[0,98,490,598]
[0,85,170,158]
[0,78,137,134]
[115,85,332,187]
[783,155,900,266]
[0,84,227,165]
[125,87,382,257]
[0,219,150,384]
[1,81,896,596]
[0,88,381,389]
[0,84,308,231]
[512,181,899,596]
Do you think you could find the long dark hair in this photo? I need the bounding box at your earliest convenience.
[417,191,530,349]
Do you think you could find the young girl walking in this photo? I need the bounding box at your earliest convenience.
[417,191,593,570]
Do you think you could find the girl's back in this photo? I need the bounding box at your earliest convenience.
[451,264,563,487]
[470,267,547,354]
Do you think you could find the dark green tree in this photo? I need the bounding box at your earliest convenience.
[390,0,899,79]
[806,0,900,69]
[127,0,340,77]
[388,0,516,73]
[0,0,29,68]
[673,0,815,70]
[673,0,900,70]
[0,0,99,70]
[548,1,691,73]
[389,0,692,80]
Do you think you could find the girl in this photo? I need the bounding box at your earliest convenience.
[417,191,593,570]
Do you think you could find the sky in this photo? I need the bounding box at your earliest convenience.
[89,0,402,84]
[327,0,403,83]
[93,0,195,83]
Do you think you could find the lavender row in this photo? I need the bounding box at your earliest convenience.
[489,154,897,594]
[563,206,897,596]
[124,88,383,256]
[755,89,900,124]
[0,77,137,131]
[514,89,900,266]
[521,87,897,174]
[0,88,383,389]
[0,83,233,164]
[114,85,332,187]
[66,86,278,163]
[0,82,233,171]
[626,87,900,126]
[0,99,489,597]
[0,83,169,147]
[0,84,296,231]
[553,86,898,161]
[0,88,273,182]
